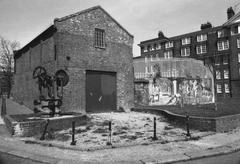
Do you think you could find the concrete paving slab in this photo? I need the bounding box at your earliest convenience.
[184,145,233,160]
[143,153,190,164]
[28,154,59,164]
[8,149,32,158]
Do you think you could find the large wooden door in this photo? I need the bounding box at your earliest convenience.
[86,70,116,112]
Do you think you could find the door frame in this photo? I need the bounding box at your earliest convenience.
[85,70,117,113]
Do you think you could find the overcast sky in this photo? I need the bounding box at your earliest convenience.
[0,0,239,57]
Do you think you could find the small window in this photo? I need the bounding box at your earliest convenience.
[165,41,173,49]
[224,69,229,79]
[237,38,240,48]
[150,45,155,51]
[216,70,221,80]
[223,56,228,65]
[164,50,173,58]
[224,84,230,93]
[95,28,106,48]
[217,30,224,38]
[217,84,222,93]
[156,43,161,50]
[217,40,229,51]
[197,34,207,42]
[232,25,240,35]
[238,53,240,63]
[143,46,148,52]
[215,56,221,65]
[196,44,207,54]
[147,45,151,51]
[182,37,191,45]
[181,47,190,56]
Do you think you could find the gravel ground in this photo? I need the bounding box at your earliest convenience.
[25,112,211,149]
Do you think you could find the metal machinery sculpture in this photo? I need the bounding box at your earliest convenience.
[33,66,69,117]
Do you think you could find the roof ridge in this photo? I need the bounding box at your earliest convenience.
[54,5,101,22]
[223,11,240,26]
[54,5,133,38]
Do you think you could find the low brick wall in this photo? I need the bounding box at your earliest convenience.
[132,107,240,132]
[4,113,87,137]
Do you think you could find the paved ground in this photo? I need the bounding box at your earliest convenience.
[1,98,240,163]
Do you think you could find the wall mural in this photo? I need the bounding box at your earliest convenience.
[134,58,214,106]
[149,77,213,105]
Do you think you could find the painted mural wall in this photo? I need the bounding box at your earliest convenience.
[134,58,214,105]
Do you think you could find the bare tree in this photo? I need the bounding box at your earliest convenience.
[0,36,20,97]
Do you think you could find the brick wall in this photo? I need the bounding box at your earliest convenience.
[12,37,56,109]
[13,7,134,113]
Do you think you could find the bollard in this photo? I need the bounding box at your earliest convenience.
[70,121,77,145]
[153,117,158,140]
[106,121,112,146]
[186,115,191,137]
[40,119,50,140]
[1,97,6,117]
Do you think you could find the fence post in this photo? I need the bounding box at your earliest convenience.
[70,121,76,145]
[107,121,112,145]
[153,117,158,140]
[1,97,6,117]
[186,115,191,137]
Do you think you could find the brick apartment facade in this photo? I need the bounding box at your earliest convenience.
[135,7,240,102]
[13,6,134,113]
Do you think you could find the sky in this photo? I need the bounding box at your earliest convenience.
[0,0,240,57]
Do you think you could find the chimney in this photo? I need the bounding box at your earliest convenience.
[227,7,235,20]
[201,22,212,30]
[158,31,165,38]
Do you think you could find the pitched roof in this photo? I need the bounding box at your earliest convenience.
[54,5,133,38]
[14,25,56,59]
[15,6,133,59]
[223,11,240,26]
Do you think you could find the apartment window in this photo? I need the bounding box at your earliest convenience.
[224,84,230,93]
[216,70,221,80]
[156,43,161,50]
[237,38,240,48]
[217,84,222,93]
[95,28,106,48]
[217,30,225,38]
[217,40,229,51]
[147,45,151,51]
[223,56,228,65]
[197,34,207,42]
[182,37,191,45]
[154,44,157,50]
[165,41,173,49]
[238,53,240,62]
[224,69,229,79]
[143,46,148,52]
[150,45,155,51]
[215,56,221,65]
[231,25,240,35]
[164,50,173,58]
[196,44,207,54]
[181,47,190,56]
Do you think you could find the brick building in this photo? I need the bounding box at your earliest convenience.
[13,6,134,113]
[134,7,240,103]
